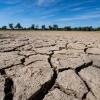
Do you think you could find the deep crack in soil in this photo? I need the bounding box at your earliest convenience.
[75,61,96,99]
[4,77,14,100]
[28,51,57,100]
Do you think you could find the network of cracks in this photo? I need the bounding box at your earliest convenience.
[0,33,100,100]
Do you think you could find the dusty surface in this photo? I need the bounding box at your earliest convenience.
[0,31,100,100]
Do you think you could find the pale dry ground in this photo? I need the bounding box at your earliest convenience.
[0,31,100,100]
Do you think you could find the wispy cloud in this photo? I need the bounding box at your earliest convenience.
[37,0,95,15]
[40,14,55,19]
[56,11,100,22]
[70,7,84,11]
[68,0,95,8]
[0,0,22,5]
[37,0,54,6]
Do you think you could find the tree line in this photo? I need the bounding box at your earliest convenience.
[0,23,100,31]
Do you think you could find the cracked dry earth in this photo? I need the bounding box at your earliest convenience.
[0,31,100,100]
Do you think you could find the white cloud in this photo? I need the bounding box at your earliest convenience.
[70,0,94,7]
[37,0,54,6]
[40,14,55,19]
[56,11,100,22]
[0,0,21,5]
[38,0,45,5]
[70,7,84,11]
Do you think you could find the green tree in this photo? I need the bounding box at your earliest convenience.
[64,26,68,31]
[41,25,46,30]
[88,26,93,31]
[9,23,14,29]
[95,27,100,31]
[48,25,52,30]
[2,26,7,30]
[35,25,39,30]
[53,24,58,30]
[64,26,71,31]
[15,23,23,29]
[30,24,35,30]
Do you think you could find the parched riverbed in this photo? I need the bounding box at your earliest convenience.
[0,31,100,100]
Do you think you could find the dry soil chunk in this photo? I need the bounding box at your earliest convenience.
[24,54,48,65]
[86,48,100,55]
[89,55,100,68]
[43,88,79,100]
[5,61,53,100]
[56,70,88,99]
[17,44,32,51]
[0,39,28,52]
[85,92,96,100]
[33,47,53,55]
[51,49,91,71]
[79,66,100,100]
[19,50,36,57]
[67,43,86,50]
[56,39,68,50]
[0,52,24,69]
[33,39,56,48]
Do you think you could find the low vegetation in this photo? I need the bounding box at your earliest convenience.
[0,23,100,31]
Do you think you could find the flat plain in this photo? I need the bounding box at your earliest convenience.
[0,31,100,100]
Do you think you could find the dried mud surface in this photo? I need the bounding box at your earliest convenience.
[0,31,100,100]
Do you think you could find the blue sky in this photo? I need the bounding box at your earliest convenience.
[0,0,100,27]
